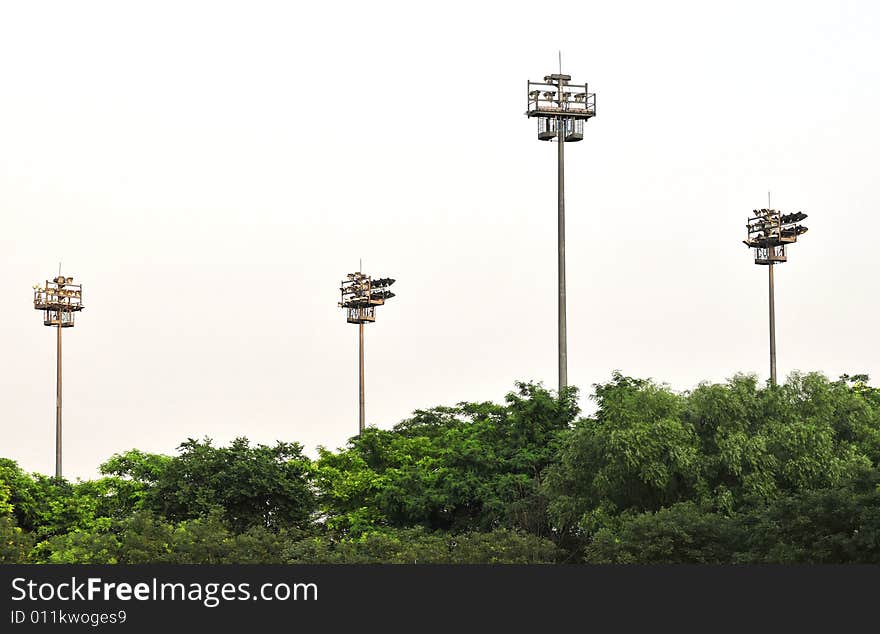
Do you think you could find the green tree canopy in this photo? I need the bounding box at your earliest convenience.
[315,382,578,536]
[545,372,878,546]
[3,373,880,564]
[107,438,316,532]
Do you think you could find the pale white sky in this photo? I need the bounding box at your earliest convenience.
[2,1,878,480]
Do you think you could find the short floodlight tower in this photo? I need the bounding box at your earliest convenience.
[339,270,396,434]
[33,274,85,479]
[525,70,596,392]
[742,207,809,385]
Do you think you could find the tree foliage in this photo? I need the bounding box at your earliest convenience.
[282,527,559,564]
[2,373,879,564]
[315,382,578,536]
[104,438,315,532]
[545,372,878,548]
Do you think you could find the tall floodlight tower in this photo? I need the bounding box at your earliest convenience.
[525,69,596,392]
[338,271,396,434]
[33,274,85,479]
[743,207,809,384]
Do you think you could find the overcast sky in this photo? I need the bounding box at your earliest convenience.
[2,1,879,480]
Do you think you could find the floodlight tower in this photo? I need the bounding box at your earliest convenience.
[33,274,85,479]
[339,270,396,434]
[743,207,809,384]
[525,69,596,392]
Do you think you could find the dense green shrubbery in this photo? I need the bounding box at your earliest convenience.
[2,373,879,563]
[282,527,559,564]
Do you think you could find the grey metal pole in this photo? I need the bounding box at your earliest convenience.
[55,317,62,479]
[768,262,777,385]
[556,111,568,393]
[358,322,365,434]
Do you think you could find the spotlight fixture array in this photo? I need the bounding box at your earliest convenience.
[743,208,809,264]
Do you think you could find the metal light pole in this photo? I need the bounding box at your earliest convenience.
[768,261,777,384]
[359,321,365,431]
[339,270,395,434]
[526,70,596,392]
[743,207,809,385]
[33,274,84,479]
